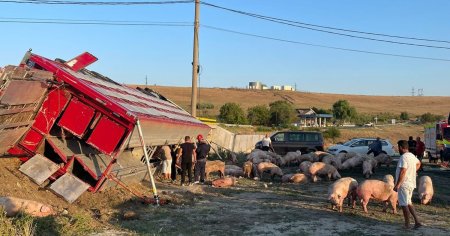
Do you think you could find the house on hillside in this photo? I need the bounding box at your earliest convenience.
[296,108,333,127]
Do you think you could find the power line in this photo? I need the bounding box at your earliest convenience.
[201,24,450,62]
[0,0,193,5]
[0,17,192,26]
[201,2,450,50]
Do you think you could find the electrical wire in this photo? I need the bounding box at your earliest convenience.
[0,17,192,26]
[201,2,450,49]
[202,24,450,62]
[0,0,193,5]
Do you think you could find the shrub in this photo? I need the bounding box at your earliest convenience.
[247,105,270,126]
[218,103,247,124]
[323,127,341,143]
[269,100,296,127]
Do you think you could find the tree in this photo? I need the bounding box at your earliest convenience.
[218,103,247,124]
[420,112,444,124]
[247,105,270,126]
[323,127,341,143]
[332,100,357,122]
[400,112,409,121]
[312,106,332,114]
[269,100,296,127]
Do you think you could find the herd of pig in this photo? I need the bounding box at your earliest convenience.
[205,149,434,214]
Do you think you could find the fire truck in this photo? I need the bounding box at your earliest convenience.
[424,113,450,164]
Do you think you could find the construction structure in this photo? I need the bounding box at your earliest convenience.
[0,51,210,203]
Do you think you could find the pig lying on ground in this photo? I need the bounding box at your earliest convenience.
[243,161,253,178]
[299,161,312,175]
[205,160,225,180]
[225,165,242,171]
[418,176,434,205]
[362,157,378,179]
[212,177,236,188]
[225,168,244,177]
[328,177,358,212]
[357,180,398,214]
[281,173,308,184]
[0,196,55,217]
[309,162,341,182]
[257,162,283,180]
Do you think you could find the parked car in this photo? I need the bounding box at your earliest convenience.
[255,131,324,155]
[327,138,396,156]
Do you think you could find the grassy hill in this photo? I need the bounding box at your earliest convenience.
[146,86,450,119]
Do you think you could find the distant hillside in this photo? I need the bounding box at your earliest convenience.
[144,86,450,118]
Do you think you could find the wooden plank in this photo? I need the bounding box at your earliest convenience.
[49,173,90,203]
[0,121,32,129]
[19,154,60,185]
[0,107,35,116]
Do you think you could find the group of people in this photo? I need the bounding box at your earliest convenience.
[159,134,211,186]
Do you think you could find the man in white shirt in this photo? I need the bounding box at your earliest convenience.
[261,133,274,152]
[394,140,422,230]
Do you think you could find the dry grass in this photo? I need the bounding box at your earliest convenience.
[146,86,450,117]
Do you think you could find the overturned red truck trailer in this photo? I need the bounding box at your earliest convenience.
[0,51,210,203]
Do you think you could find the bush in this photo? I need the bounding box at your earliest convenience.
[218,103,247,124]
[332,100,357,123]
[269,100,296,127]
[420,113,444,124]
[323,127,341,142]
[196,102,214,110]
[247,105,270,126]
[400,112,409,120]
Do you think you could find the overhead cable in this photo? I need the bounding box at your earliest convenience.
[0,0,193,5]
[201,2,450,49]
[202,24,450,62]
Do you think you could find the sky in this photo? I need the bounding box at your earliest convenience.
[0,0,449,96]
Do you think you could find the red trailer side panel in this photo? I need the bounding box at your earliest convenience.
[33,89,70,134]
[58,99,95,138]
[19,128,43,152]
[87,116,126,155]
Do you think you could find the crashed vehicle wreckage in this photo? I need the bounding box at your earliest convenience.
[0,50,211,203]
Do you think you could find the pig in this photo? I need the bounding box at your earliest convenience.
[225,165,242,171]
[418,176,434,205]
[357,180,398,214]
[309,162,341,182]
[327,177,359,212]
[341,155,364,170]
[298,154,314,163]
[290,173,308,183]
[383,174,394,189]
[362,157,378,179]
[225,168,244,177]
[374,153,393,167]
[281,173,308,184]
[283,151,302,166]
[257,162,283,180]
[212,177,236,188]
[0,196,55,217]
[282,174,295,183]
[299,161,312,175]
[205,160,225,180]
[322,154,342,170]
[243,161,253,178]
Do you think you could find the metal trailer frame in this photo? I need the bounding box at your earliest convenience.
[0,51,211,203]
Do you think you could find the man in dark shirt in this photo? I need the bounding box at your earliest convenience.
[415,137,425,171]
[177,136,196,186]
[194,134,210,184]
[367,137,383,157]
[408,136,417,156]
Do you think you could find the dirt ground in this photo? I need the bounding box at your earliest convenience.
[1,156,449,235]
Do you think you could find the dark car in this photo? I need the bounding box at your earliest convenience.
[255,131,324,155]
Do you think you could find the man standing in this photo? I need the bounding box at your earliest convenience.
[367,137,383,156]
[408,136,417,156]
[261,133,274,152]
[194,134,210,184]
[394,140,422,230]
[160,144,172,181]
[178,136,196,186]
[415,137,425,171]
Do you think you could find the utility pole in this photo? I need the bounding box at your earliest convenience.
[145,75,148,86]
[191,0,200,116]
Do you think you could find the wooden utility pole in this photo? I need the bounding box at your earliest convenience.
[191,0,200,116]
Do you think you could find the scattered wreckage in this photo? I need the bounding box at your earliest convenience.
[0,50,210,203]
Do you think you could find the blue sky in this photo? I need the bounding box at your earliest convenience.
[0,0,449,96]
